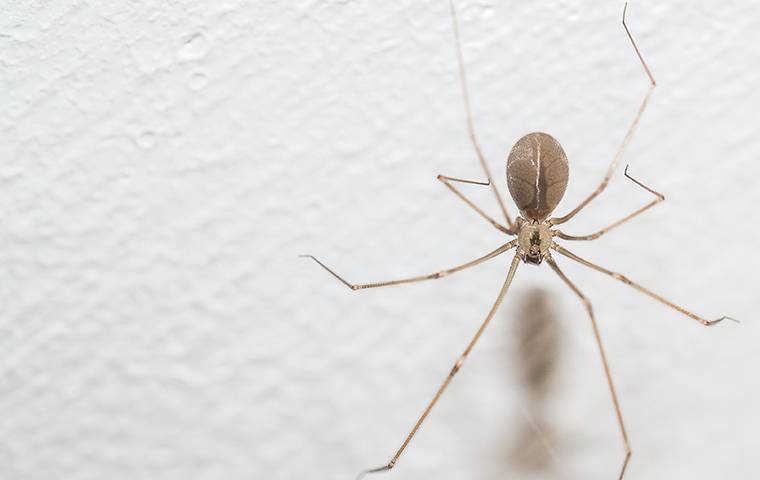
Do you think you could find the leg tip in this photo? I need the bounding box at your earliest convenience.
[355,464,392,480]
[705,315,740,326]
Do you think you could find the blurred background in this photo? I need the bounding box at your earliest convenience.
[2,0,759,479]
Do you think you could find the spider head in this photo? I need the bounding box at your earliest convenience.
[517,221,551,265]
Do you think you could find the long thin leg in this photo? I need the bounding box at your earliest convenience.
[448,0,515,230]
[553,165,664,241]
[546,256,631,479]
[550,3,657,226]
[551,243,735,326]
[356,254,521,479]
[300,240,516,291]
[437,174,515,234]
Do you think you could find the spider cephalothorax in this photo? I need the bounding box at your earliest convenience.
[516,219,551,265]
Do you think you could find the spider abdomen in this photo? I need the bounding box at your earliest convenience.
[506,132,569,222]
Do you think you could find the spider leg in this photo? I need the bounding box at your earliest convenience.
[546,256,631,479]
[550,3,656,226]
[356,254,521,479]
[551,243,736,326]
[553,165,664,241]
[300,240,516,291]
[448,0,515,230]
[437,174,515,234]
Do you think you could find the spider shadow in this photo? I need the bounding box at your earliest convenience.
[498,287,564,479]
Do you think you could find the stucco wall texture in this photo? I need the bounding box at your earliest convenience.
[2,1,759,479]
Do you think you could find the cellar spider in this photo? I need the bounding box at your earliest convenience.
[301,2,735,479]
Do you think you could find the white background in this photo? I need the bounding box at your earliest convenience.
[2,1,759,479]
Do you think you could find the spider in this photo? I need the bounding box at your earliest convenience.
[301,2,733,479]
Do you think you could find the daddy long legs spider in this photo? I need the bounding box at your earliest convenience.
[301,2,735,478]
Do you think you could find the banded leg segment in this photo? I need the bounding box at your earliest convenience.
[551,244,735,326]
[546,256,631,479]
[550,3,657,226]
[300,240,516,291]
[437,174,514,234]
[554,166,664,241]
[356,254,521,479]
[448,0,514,229]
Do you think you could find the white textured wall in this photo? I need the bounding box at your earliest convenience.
[2,1,759,479]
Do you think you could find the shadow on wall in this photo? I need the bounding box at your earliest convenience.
[503,288,563,477]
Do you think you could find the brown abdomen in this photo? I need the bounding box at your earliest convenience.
[506,132,569,221]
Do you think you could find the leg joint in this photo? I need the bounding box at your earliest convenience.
[611,272,631,284]
[450,357,464,376]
